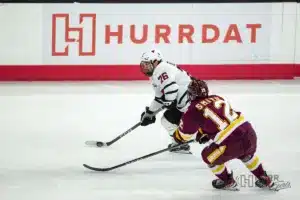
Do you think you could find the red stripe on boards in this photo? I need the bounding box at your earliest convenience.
[0,64,296,81]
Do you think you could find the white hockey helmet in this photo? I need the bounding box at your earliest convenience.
[140,49,163,77]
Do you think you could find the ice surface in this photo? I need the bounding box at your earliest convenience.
[0,80,299,200]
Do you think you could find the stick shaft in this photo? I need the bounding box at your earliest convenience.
[83,140,195,171]
[102,107,164,146]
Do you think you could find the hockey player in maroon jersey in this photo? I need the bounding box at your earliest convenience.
[172,79,275,190]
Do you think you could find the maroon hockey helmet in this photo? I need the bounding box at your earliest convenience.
[187,79,209,100]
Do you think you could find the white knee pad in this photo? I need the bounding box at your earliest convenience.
[161,115,178,137]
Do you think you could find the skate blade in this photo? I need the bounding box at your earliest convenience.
[266,182,289,192]
[257,186,279,192]
[170,150,193,155]
[215,182,240,191]
[256,180,289,192]
[217,186,240,191]
[225,187,240,191]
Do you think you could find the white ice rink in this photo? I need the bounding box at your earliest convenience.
[0,80,299,200]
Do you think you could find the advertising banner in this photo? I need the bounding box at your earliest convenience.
[43,3,273,65]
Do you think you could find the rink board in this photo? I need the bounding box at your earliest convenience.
[0,3,299,80]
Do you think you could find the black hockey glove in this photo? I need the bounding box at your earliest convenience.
[196,132,209,144]
[140,107,156,126]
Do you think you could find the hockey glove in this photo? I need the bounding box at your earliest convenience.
[140,107,156,126]
[196,131,209,144]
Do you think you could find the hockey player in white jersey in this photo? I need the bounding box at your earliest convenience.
[139,49,195,154]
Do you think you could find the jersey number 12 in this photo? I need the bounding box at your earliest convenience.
[203,100,239,131]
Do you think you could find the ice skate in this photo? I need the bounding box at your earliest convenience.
[168,143,192,154]
[255,171,277,191]
[212,173,239,191]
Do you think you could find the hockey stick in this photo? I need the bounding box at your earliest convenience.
[83,139,195,172]
[85,107,165,148]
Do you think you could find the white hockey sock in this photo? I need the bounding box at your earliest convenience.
[161,115,178,144]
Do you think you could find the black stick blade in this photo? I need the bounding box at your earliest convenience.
[83,164,112,172]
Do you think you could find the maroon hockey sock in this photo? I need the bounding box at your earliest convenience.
[211,164,231,182]
[250,164,266,179]
[242,155,266,179]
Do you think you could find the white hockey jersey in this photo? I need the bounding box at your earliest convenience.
[149,61,192,113]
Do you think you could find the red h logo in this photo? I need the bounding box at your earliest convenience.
[52,13,96,56]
